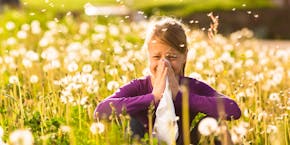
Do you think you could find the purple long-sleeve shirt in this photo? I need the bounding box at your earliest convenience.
[95,75,241,130]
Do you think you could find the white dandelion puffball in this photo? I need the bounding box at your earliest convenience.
[198,117,218,136]
[67,62,78,72]
[9,76,19,84]
[107,81,119,91]
[9,129,34,145]
[90,122,105,134]
[30,75,39,84]
[82,64,92,73]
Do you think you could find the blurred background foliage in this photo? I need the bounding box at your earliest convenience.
[5,0,275,17]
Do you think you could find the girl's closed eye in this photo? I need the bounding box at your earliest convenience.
[153,55,161,60]
[166,54,177,60]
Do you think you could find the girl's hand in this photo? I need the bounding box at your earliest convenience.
[152,60,168,103]
[164,60,180,100]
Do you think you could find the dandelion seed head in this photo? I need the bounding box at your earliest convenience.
[82,64,92,73]
[30,75,39,84]
[22,59,32,68]
[90,122,105,134]
[195,61,203,70]
[245,59,254,67]
[109,25,119,36]
[91,49,102,61]
[257,111,268,121]
[266,125,277,133]
[107,81,119,91]
[269,93,280,102]
[231,132,239,143]
[21,23,30,31]
[41,47,59,61]
[9,129,34,145]
[17,31,27,39]
[25,50,39,61]
[114,45,123,54]
[9,76,19,84]
[6,21,15,31]
[67,62,78,72]
[198,117,218,136]
[7,37,17,45]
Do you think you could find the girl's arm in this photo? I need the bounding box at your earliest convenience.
[94,79,155,118]
[176,78,241,120]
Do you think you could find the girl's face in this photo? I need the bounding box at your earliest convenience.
[148,39,187,78]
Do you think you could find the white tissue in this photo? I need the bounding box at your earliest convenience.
[154,77,179,145]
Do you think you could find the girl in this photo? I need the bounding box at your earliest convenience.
[95,17,241,145]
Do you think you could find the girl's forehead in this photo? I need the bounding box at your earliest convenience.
[149,44,176,53]
[148,39,177,53]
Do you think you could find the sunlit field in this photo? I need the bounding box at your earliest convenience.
[0,5,289,145]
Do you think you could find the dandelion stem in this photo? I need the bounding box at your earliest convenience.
[181,84,190,145]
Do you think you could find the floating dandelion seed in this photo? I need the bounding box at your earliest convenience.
[189,20,194,24]
[90,122,105,134]
[9,129,34,145]
[254,14,259,18]
[198,117,218,136]
[247,11,252,14]
[242,4,246,7]
[232,8,236,11]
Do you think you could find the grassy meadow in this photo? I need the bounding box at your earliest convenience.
[0,0,289,145]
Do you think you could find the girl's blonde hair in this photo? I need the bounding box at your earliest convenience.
[143,17,188,54]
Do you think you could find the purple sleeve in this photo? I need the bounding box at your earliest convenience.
[94,80,155,118]
[176,78,241,120]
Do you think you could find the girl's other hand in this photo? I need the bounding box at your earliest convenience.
[152,60,167,103]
